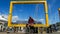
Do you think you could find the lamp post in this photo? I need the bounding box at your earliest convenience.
[58,8,60,22]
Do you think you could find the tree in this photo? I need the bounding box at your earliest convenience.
[56,22,60,26]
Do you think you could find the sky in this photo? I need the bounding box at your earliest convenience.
[0,0,60,24]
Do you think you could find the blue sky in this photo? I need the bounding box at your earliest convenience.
[0,0,60,24]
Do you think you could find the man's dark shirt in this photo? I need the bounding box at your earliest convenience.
[28,17,34,24]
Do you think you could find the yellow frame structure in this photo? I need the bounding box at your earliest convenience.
[8,1,49,27]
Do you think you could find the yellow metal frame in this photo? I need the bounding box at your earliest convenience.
[8,1,49,27]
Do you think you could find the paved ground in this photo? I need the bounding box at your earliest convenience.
[0,31,60,34]
[47,32,60,34]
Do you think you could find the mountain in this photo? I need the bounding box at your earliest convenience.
[12,20,42,24]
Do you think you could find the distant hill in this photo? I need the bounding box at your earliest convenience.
[56,22,60,26]
[12,20,42,24]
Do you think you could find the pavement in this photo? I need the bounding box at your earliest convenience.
[0,31,60,34]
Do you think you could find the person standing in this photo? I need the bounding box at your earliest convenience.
[28,17,35,34]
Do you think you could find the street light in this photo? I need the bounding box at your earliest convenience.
[58,8,60,21]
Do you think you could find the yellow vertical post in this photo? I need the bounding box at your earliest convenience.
[8,2,13,27]
[45,1,49,27]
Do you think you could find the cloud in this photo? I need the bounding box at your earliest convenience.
[24,19,28,21]
[0,14,45,24]
[12,16,19,19]
[12,16,19,22]
[39,19,44,21]
[38,19,45,24]
[0,14,8,21]
[40,19,44,21]
[2,14,8,19]
[12,16,28,22]
[0,14,19,22]
[18,19,28,21]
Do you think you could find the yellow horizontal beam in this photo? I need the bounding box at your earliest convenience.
[11,0,46,1]
[10,24,47,27]
[34,24,46,27]
[11,1,46,4]
[12,24,26,27]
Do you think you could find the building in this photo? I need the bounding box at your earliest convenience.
[0,15,8,31]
